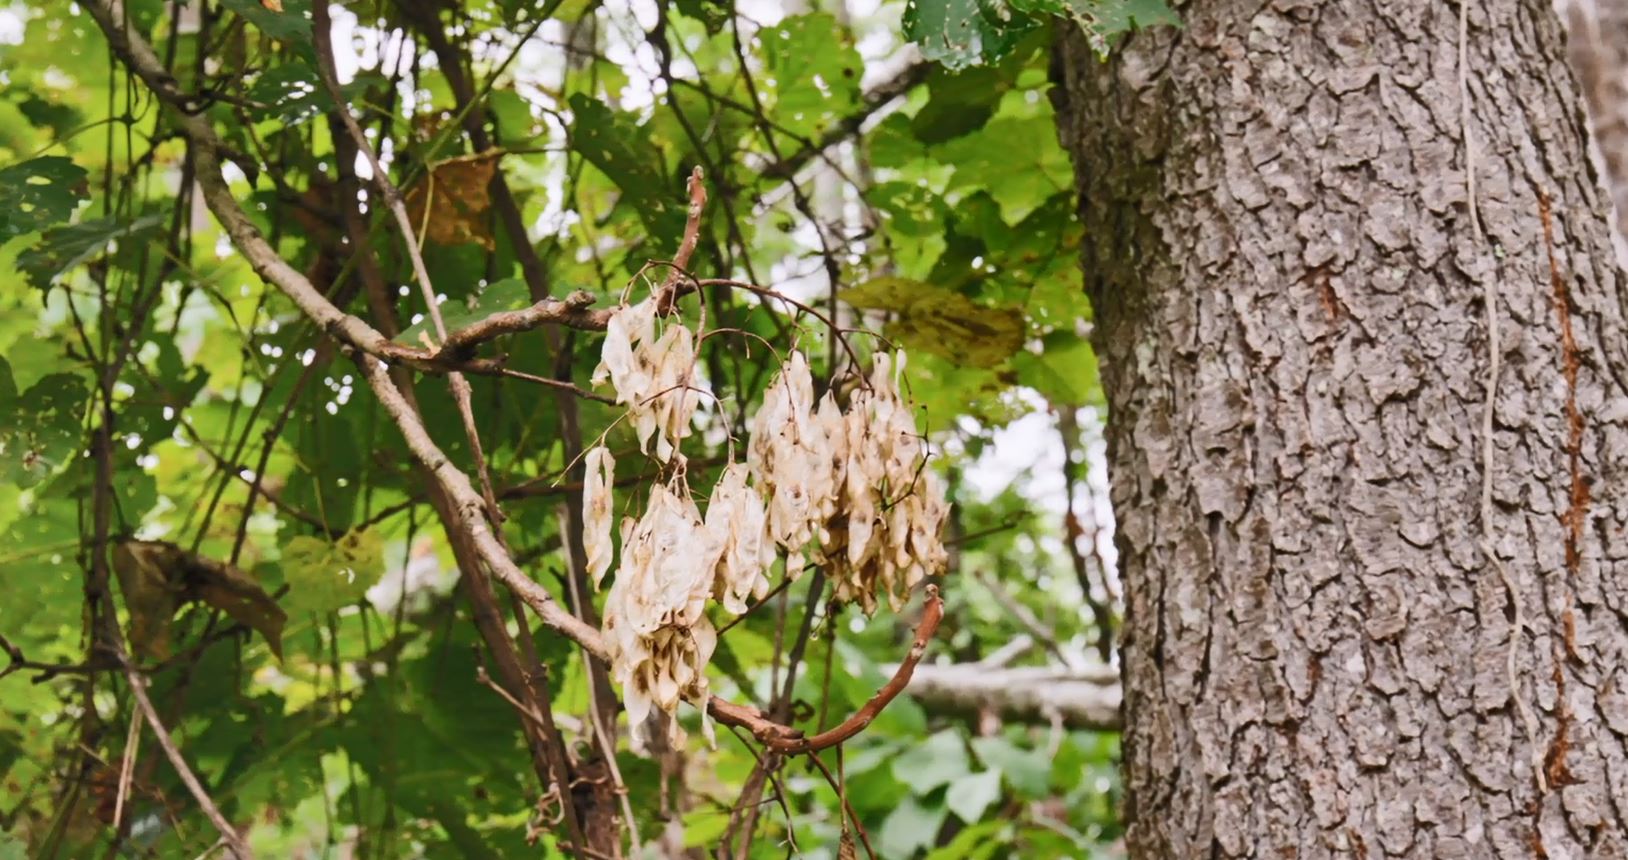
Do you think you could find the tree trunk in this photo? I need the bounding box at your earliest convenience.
[1052,1,1628,857]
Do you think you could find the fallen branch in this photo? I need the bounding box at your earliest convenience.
[898,663,1122,731]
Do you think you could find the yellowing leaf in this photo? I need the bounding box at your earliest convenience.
[841,277,1024,368]
[403,150,502,249]
[281,528,385,616]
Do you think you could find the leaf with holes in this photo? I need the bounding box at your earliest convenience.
[0,358,84,489]
[0,157,88,242]
[393,277,532,348]
[904,0,1036,70]
[18,212,166,289]
[219,0,312,42]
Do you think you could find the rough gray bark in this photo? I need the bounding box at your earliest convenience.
[1052,1,1628,857]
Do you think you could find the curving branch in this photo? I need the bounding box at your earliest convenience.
[707,586,944,754]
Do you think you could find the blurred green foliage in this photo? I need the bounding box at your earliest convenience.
[0,0,1146,856]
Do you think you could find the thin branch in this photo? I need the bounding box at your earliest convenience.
[118,652,251,858]
[709,585,945,754]
[84,0,608,656]
[804,752,875,860]
[656,166,709,313]
[0,633,104,683]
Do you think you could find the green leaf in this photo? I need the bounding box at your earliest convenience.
[0,358,84,488]
[763,14,862,137]
[1011,332,1099,405]
[394,278,534,347]
[910,65,1009,145]
[1031,0,1179,46]
[879,793,948,857]
[18,211,167,289]
[0,829,27,860]
[971,735,1051,797]
[904,0,1036,71]
[280,529,385,616]
[926,819,1012,860]
[945,769,1003,822]
[891,729,969,794]
[0,156,88,242]
[568,94,684,244]
[842,276,1025,368]
[243,62,374,126]
[219,0,313,42]
[674,0,732,33]
[16,93,84,139]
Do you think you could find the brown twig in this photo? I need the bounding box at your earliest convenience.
[656,166,709,313]
[118,651,251,858]
[708,585,944,753]
[0,633,105,682]
[804,752,876,860]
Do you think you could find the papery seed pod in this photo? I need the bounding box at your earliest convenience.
[601,481,723,753]
[584,446,616,589]
[705,463,774,614]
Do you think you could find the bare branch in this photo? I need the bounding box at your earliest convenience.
[119,652,252,859]
[709,585,945,754]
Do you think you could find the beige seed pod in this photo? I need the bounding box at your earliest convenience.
[584,446,617,589]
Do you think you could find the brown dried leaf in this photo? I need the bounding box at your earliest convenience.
[111,539,286,660]
[112,541,183,660]
[402,150,502,249]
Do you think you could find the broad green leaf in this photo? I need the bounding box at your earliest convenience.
[243,62,380,126]
[945,769,1003,822]
[911,65,1010,145]
[16,93,83,139]
[1012,332,1099,405]
[1014,0,1179,47]
[18,211,166,289]
[394,278,534,347]
[674,0,731,33]
[971,734,1051,797]
[904,0,1034,71]
[935,114,1073,223]
[891,729,969,794]
[682,806,734,847]
[763,14,862,137]
[568,94,685,244]
[280,529,385,616]
[842,276,1025,368]
[926,819,1012,860]
[879,793,948,857]
[0,156,88,242]
[0,358,84,488]
[219,0,313,42]
[0,830,26,860]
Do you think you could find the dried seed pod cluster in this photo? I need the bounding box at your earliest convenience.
[585,302,950,749]
[598,484,718,752]
[822,353,951,615]
[591,298,700,462]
